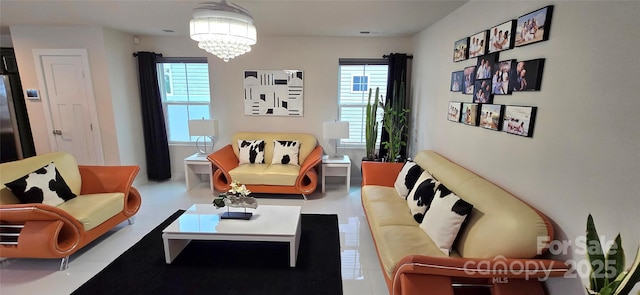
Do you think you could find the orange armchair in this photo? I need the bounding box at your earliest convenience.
[0,152,141,270]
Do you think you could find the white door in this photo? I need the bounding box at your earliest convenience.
[34,49,104,165]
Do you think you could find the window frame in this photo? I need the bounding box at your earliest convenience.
[337,58,388,148]
[156,57,211,145]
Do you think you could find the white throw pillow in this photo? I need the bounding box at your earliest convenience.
[4,162,77,206]
[406,171,437,223]
[420,184,473,255]
[238,140,265,164]
[271,140,300,165]
[394,161,423,199]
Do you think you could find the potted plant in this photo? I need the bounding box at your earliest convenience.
[364,87,380,161]
[380,80,410,162]
[585,214,640,295]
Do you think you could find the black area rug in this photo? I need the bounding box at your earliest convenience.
[72,210,342,295]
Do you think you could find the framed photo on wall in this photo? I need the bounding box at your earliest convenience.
[513,58,545,91]
[461,103,479,126]
[453,37,469,62]
[515,5,554,47]
[502,105,537,137]
[480,104,503,131]
[475,53,498,80]
[473,79,492,103]
[462,66,476,95]
[450,70,464,92]
[492,60,517,95]
[469,30,488,58]
[488,20,516,53]
[448,101,462,122]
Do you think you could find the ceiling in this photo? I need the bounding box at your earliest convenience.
[0,0,467,38]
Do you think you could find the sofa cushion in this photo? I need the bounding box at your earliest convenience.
[238,139,265,164]
[232,132,317,164]
[271,140,300,166]
[420,184,473,255]
[394,161,423,199]
[262,164,299,186]
[406,171,437,223]
[229,164,269,185]
[375,225,447,277]
[57,192,125,231]
[4,162,77,206]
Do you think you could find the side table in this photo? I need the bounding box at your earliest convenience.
[184,153,214,191]
[321,155,351,193]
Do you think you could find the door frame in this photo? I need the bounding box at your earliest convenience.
[33,49,105,165]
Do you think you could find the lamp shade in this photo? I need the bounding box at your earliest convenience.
[323,121,349,140]
[188,119,218,137]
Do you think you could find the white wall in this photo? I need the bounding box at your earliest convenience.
[102,28,147,178]
[9,26,121,165]
[411,1,639,293]
[135,35,413,179]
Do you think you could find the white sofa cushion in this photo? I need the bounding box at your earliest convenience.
[271,140,300,166]
[57,192,125,231]
[4,162,77,206]
[420,184,473,255]
[238,140,266,164]
[394,161,423,199]
[406,171,437,223]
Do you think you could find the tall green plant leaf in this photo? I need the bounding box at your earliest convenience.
[607,234,626,284]
[588,214,606,291]
[615,246,640,295]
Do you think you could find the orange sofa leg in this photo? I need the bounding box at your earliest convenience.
[399,274,454,295]
[492,279,545,295]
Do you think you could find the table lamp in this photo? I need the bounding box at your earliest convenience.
[323,121,349,159]
[188,119,218,155]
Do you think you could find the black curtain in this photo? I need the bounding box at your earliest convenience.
[379,53,410,161]
[135,51,171,180]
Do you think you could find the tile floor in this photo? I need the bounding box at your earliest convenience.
[0,180,389,295]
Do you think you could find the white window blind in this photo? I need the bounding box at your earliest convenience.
[156,57,211,143]
[338,59,388,147]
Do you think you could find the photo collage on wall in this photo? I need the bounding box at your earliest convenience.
[449,5,553,138]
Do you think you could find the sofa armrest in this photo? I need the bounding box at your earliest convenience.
[298,146,322,178]
[0,204,84,257]
[78,165,140,195]
[208,145,239,173]
[361,161,404,187]
[394,255,570,282]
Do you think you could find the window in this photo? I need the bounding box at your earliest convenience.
[156,57,210,143]
[338,59,388,147]
[351,75,369,92]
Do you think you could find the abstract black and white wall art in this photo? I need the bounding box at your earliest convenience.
[243,70,304,116]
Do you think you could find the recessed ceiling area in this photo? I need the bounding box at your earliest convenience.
[0,0,468,37]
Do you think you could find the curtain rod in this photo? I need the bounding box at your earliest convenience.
[383,54,413,59]
[132,52,163,57]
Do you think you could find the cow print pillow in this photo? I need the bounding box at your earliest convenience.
[394,161,424,199]
[406,171,438,223]
[271,140,300,166]
[4,162,77,206]
[238,140,265,164]
[419,183,473,255]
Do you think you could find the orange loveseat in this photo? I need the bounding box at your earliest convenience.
[0,152,141,270]
[207,132,322,198]
[361,150,569,295]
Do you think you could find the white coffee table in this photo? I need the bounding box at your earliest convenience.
[162,204,302,267]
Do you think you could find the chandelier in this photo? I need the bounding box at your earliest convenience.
[189,1,257,62]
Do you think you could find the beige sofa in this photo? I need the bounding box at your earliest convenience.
[208,132,323,198]
[361,150,569,295]
[0,152,141,270]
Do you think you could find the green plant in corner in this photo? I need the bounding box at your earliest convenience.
[586,214,640,295]
[380,80,409,162]
[364,87,380,160]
